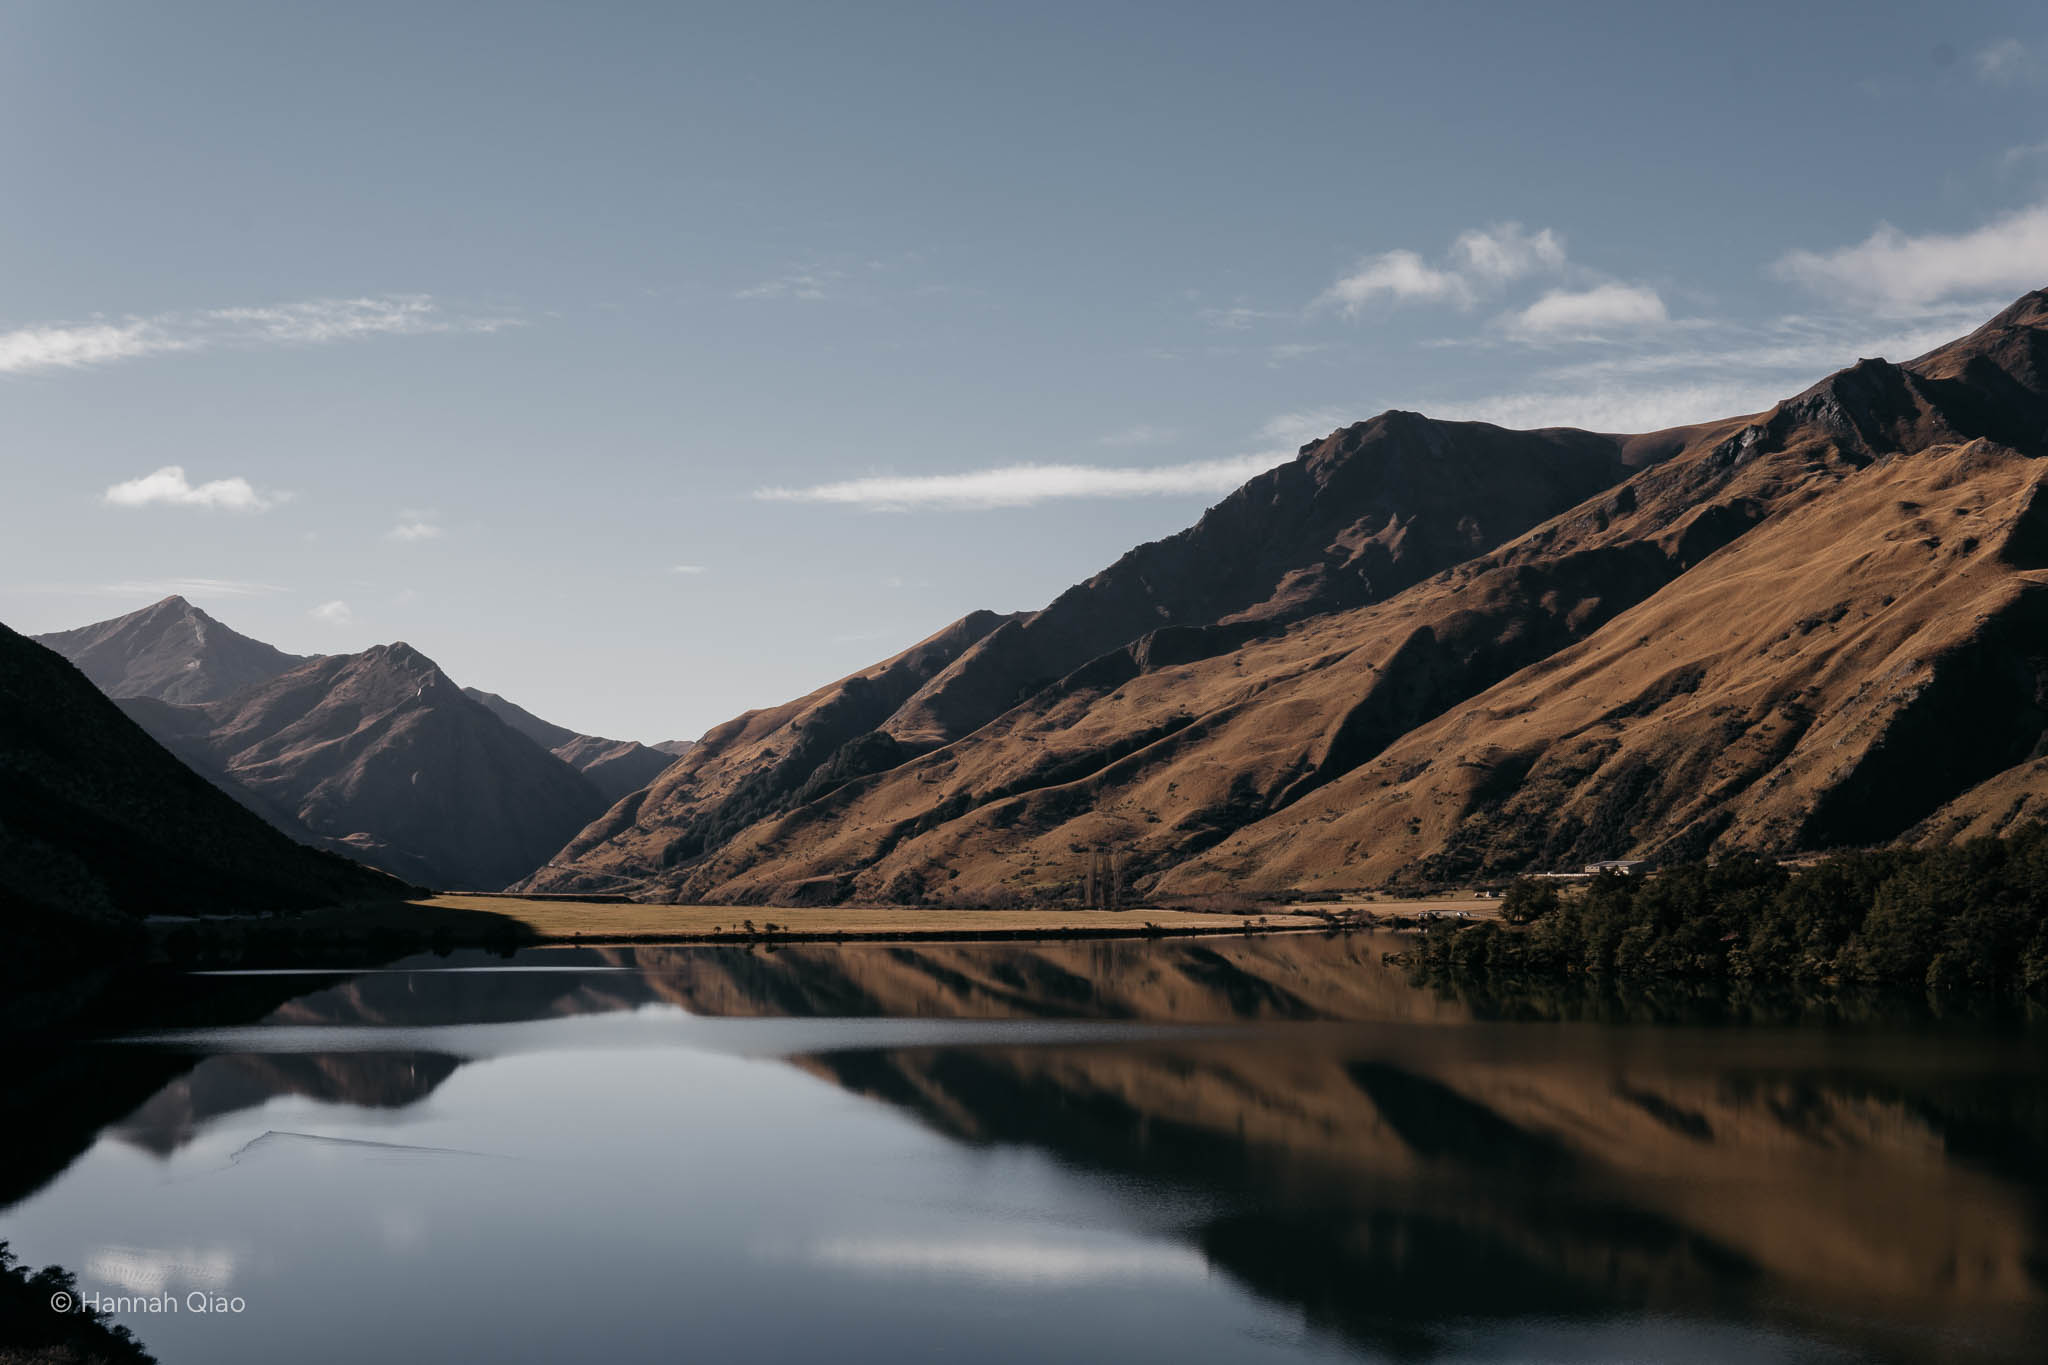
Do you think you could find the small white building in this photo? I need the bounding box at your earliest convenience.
[1583,859,1646,875]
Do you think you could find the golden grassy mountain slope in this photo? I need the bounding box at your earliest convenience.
[531,291,2048,903]
[524,608,1025,895]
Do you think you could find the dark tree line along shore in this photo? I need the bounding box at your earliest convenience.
[1419,825,2048,994]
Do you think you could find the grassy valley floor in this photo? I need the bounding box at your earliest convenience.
[148,894,1416,960]
[399,894,1335,941]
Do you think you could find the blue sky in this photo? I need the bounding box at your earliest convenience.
[3,0,2046,742]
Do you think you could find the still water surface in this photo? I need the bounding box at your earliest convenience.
[5,935,2046,1363]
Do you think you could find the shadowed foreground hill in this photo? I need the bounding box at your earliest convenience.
[121,643,609,891]
[526,289,2048,904]
[34,595,309,704]
[463,687,676,803]
[0,624,400,980]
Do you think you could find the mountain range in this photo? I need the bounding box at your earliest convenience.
[517,288,2048,905]
[32,599,683,889]
[18,290,2048,907]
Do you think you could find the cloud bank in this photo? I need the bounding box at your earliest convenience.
[1773,203,2048,314]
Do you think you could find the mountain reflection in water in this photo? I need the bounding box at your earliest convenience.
[4,935,2045,1364]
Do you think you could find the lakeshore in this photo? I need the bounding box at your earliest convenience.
[148,893,1416,953]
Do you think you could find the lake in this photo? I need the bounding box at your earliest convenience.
[4,935,2046,1363]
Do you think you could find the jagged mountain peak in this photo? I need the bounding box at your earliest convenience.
[365,640,430,668]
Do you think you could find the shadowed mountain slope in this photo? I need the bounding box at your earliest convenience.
[121,644,609,890]
[34,595,309,703]
[528,290,2048,903]
[463,687,676,803]
[0,623,401,980]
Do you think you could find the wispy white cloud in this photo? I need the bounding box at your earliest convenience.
[0,294,514,377]
[1496,282,1670,339]
[1975,38,2035,84]
[310,600,354,626]
[0,321,185,373]
[1096,424,1177,447]
[205,295,512,344]
[669,563,708,574]
[386,519,444,542]
[735,268,843,301]
[1265,342,1333,366]
[103,466,279,512]
[1772,202,2048,315]
[1197,305,1286,330]
[756,453,1288,509]
[1527,315,1979,385]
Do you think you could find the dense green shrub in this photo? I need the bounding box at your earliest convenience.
[1422,826,2048,995]
[1498,879,1559,925]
